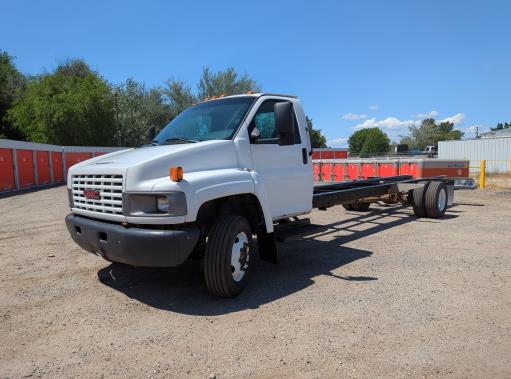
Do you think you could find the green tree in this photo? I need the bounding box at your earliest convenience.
[0,51,26,139]
[306,117,327,148]
[115,79,172,146]
[348,128,390,155]
[400,118,463,150]
[163,79,196,120]
[491,122,511,131]
[197,67,261,100]
[7,59,116,146]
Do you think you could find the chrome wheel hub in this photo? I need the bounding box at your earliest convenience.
[231,232,249,282]
[437,189,447,211]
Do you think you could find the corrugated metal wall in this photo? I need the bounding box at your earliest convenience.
[439,138,511,173]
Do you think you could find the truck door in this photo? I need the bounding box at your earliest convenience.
[248,99,313,219]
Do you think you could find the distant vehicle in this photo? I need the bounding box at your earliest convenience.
[394,144,409,155]
[424,145,438,157]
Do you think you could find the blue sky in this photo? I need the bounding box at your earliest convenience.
[1,0,510,146]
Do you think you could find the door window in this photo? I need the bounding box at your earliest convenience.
[251,100,301,143]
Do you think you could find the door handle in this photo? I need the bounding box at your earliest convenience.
[302,148,308,164]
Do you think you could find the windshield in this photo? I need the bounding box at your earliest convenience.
[154,97,256,144]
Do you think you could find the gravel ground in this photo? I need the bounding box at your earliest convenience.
[1,186,510,378]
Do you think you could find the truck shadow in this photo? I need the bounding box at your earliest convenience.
[97,206,458,316]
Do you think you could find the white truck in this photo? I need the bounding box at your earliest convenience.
[65,93,454,297]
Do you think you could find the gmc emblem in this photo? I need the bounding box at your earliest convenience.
[83,189,101,200]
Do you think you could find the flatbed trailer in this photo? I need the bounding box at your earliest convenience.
[274,175,454,242]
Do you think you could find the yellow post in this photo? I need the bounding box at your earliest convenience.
[480,160,486,189]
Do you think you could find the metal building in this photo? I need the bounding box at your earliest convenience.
[438,138,511,173]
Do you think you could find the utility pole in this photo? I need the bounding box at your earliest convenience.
[114,89,121,146]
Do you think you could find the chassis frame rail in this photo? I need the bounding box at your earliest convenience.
[312,175,454,209]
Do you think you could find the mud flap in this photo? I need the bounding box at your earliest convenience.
[257,229,278,264]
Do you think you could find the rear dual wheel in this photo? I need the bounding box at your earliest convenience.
[412,181,448,218]
[204,215,252,297]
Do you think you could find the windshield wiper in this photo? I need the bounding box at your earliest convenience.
[162,137,199,144]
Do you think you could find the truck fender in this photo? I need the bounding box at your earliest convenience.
[184,169,274,233]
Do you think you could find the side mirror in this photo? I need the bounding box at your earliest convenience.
[250,127,260,143]
[275,102,295,146]
[147,125,156,141]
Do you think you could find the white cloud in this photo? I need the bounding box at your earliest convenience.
[352,117,420,141]
[368,104,380,110]
[441,113,465,125]
[342,112,368,120]
[328,137,349,147]
[353,117,419,131]
[416,110,439,118]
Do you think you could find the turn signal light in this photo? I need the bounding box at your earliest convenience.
[170,166,183,182]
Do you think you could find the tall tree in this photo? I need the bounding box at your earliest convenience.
[197,67,260,100]
[163,79,195,120]
[306,117,327,148]
[115,79,172,146]
[348,128,390,155]
[6,59,116,146]
[0,51,26,139]
[400,118,463,150]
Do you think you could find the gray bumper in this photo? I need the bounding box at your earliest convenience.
[65,214,200,267]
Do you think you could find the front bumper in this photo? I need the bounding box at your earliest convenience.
[65,214,200,267]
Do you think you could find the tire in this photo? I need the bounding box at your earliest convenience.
[342,204,353,211]
[425,181,448,218]
[204,215,252,297]
[412,182,429,217]
[351,202,370,211]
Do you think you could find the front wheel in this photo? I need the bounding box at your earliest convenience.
[204,215,252,297]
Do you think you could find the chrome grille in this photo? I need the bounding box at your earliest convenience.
[72,174,123,215]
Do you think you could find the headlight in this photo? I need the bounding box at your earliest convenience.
[156,196,170,213]
[126,192,187,216]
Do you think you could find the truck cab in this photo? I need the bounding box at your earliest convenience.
[65,93,313,297]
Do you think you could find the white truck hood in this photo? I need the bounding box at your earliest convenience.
[68,140,239,191]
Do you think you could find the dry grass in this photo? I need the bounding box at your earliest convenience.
[469,172,511,189]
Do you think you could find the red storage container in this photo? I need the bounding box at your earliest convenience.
[65,152,92,175]
[347,162,359,179]
[419,160,469,178]
[16,150,35,189]
[312,163,320,181]
[399,162,411,176]
[0,148,16,191]
[361,162,376,178]
[333,163,345,181]
[36,151,51,186]
[378,162,398,177]
[320,151,334,159]
[410,163,418,178]
[334,151,348,159]
[51,152,64,182]
[321,162,332,182]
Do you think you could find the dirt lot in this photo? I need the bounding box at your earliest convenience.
[1,187,510,378]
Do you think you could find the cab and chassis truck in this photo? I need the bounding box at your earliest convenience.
[65,93,454,297]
